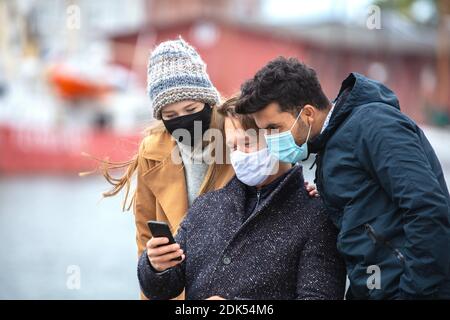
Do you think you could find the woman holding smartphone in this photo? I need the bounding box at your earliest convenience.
[100,38,234,299]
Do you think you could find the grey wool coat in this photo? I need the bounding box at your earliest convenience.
[138,165,346,300]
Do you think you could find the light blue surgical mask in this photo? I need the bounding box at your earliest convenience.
[264,110,312,163]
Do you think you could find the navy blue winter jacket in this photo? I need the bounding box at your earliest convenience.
[310,73,450,299]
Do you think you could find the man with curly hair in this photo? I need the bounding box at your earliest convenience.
[235,56,450,300]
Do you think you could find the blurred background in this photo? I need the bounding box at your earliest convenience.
[0,0,449,299]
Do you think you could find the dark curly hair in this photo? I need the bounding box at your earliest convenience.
[235,57,330,115]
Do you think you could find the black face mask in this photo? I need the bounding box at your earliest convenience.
[162,104,212,147]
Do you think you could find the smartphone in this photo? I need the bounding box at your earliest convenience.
[147,220,182,261]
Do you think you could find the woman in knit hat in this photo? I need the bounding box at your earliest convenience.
[100,38,234,299]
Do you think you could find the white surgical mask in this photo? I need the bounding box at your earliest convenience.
[230,147,279,186]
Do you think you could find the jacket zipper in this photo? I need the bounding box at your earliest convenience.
[255,190,261,212]
[364,223,405,263]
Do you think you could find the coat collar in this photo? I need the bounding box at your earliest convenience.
[227,164,305,226]
[140,129,177,161]
[308,72,401,154]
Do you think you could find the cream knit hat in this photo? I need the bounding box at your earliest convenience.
[147,37,220,120]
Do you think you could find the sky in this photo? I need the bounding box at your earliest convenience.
[261,0,437,25]
[262,0,379,24]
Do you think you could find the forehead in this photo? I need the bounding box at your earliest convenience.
[224,117,256,142]
[252,102,283,128]
[224,117,243,137]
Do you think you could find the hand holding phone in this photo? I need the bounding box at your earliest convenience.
[146,221,184,272]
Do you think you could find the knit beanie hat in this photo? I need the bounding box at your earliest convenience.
[147,37,220,120]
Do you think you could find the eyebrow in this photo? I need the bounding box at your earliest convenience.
[263,122,280,129]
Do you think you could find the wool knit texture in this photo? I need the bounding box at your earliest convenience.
[147,37,220,120]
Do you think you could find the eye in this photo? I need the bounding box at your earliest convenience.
[163,114,176,120]
[244,138,253,148]
[186,108,197,113]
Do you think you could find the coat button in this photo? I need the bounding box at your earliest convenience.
[222,256,231,265]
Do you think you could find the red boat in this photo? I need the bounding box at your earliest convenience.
[0,125,141,174]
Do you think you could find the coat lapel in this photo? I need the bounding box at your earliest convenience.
[142,131,189,231]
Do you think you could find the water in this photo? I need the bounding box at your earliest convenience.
[0,175,140,299]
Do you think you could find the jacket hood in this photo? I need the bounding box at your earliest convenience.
[309,73,400,154]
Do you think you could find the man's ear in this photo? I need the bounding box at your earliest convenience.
[301,104,316,126]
